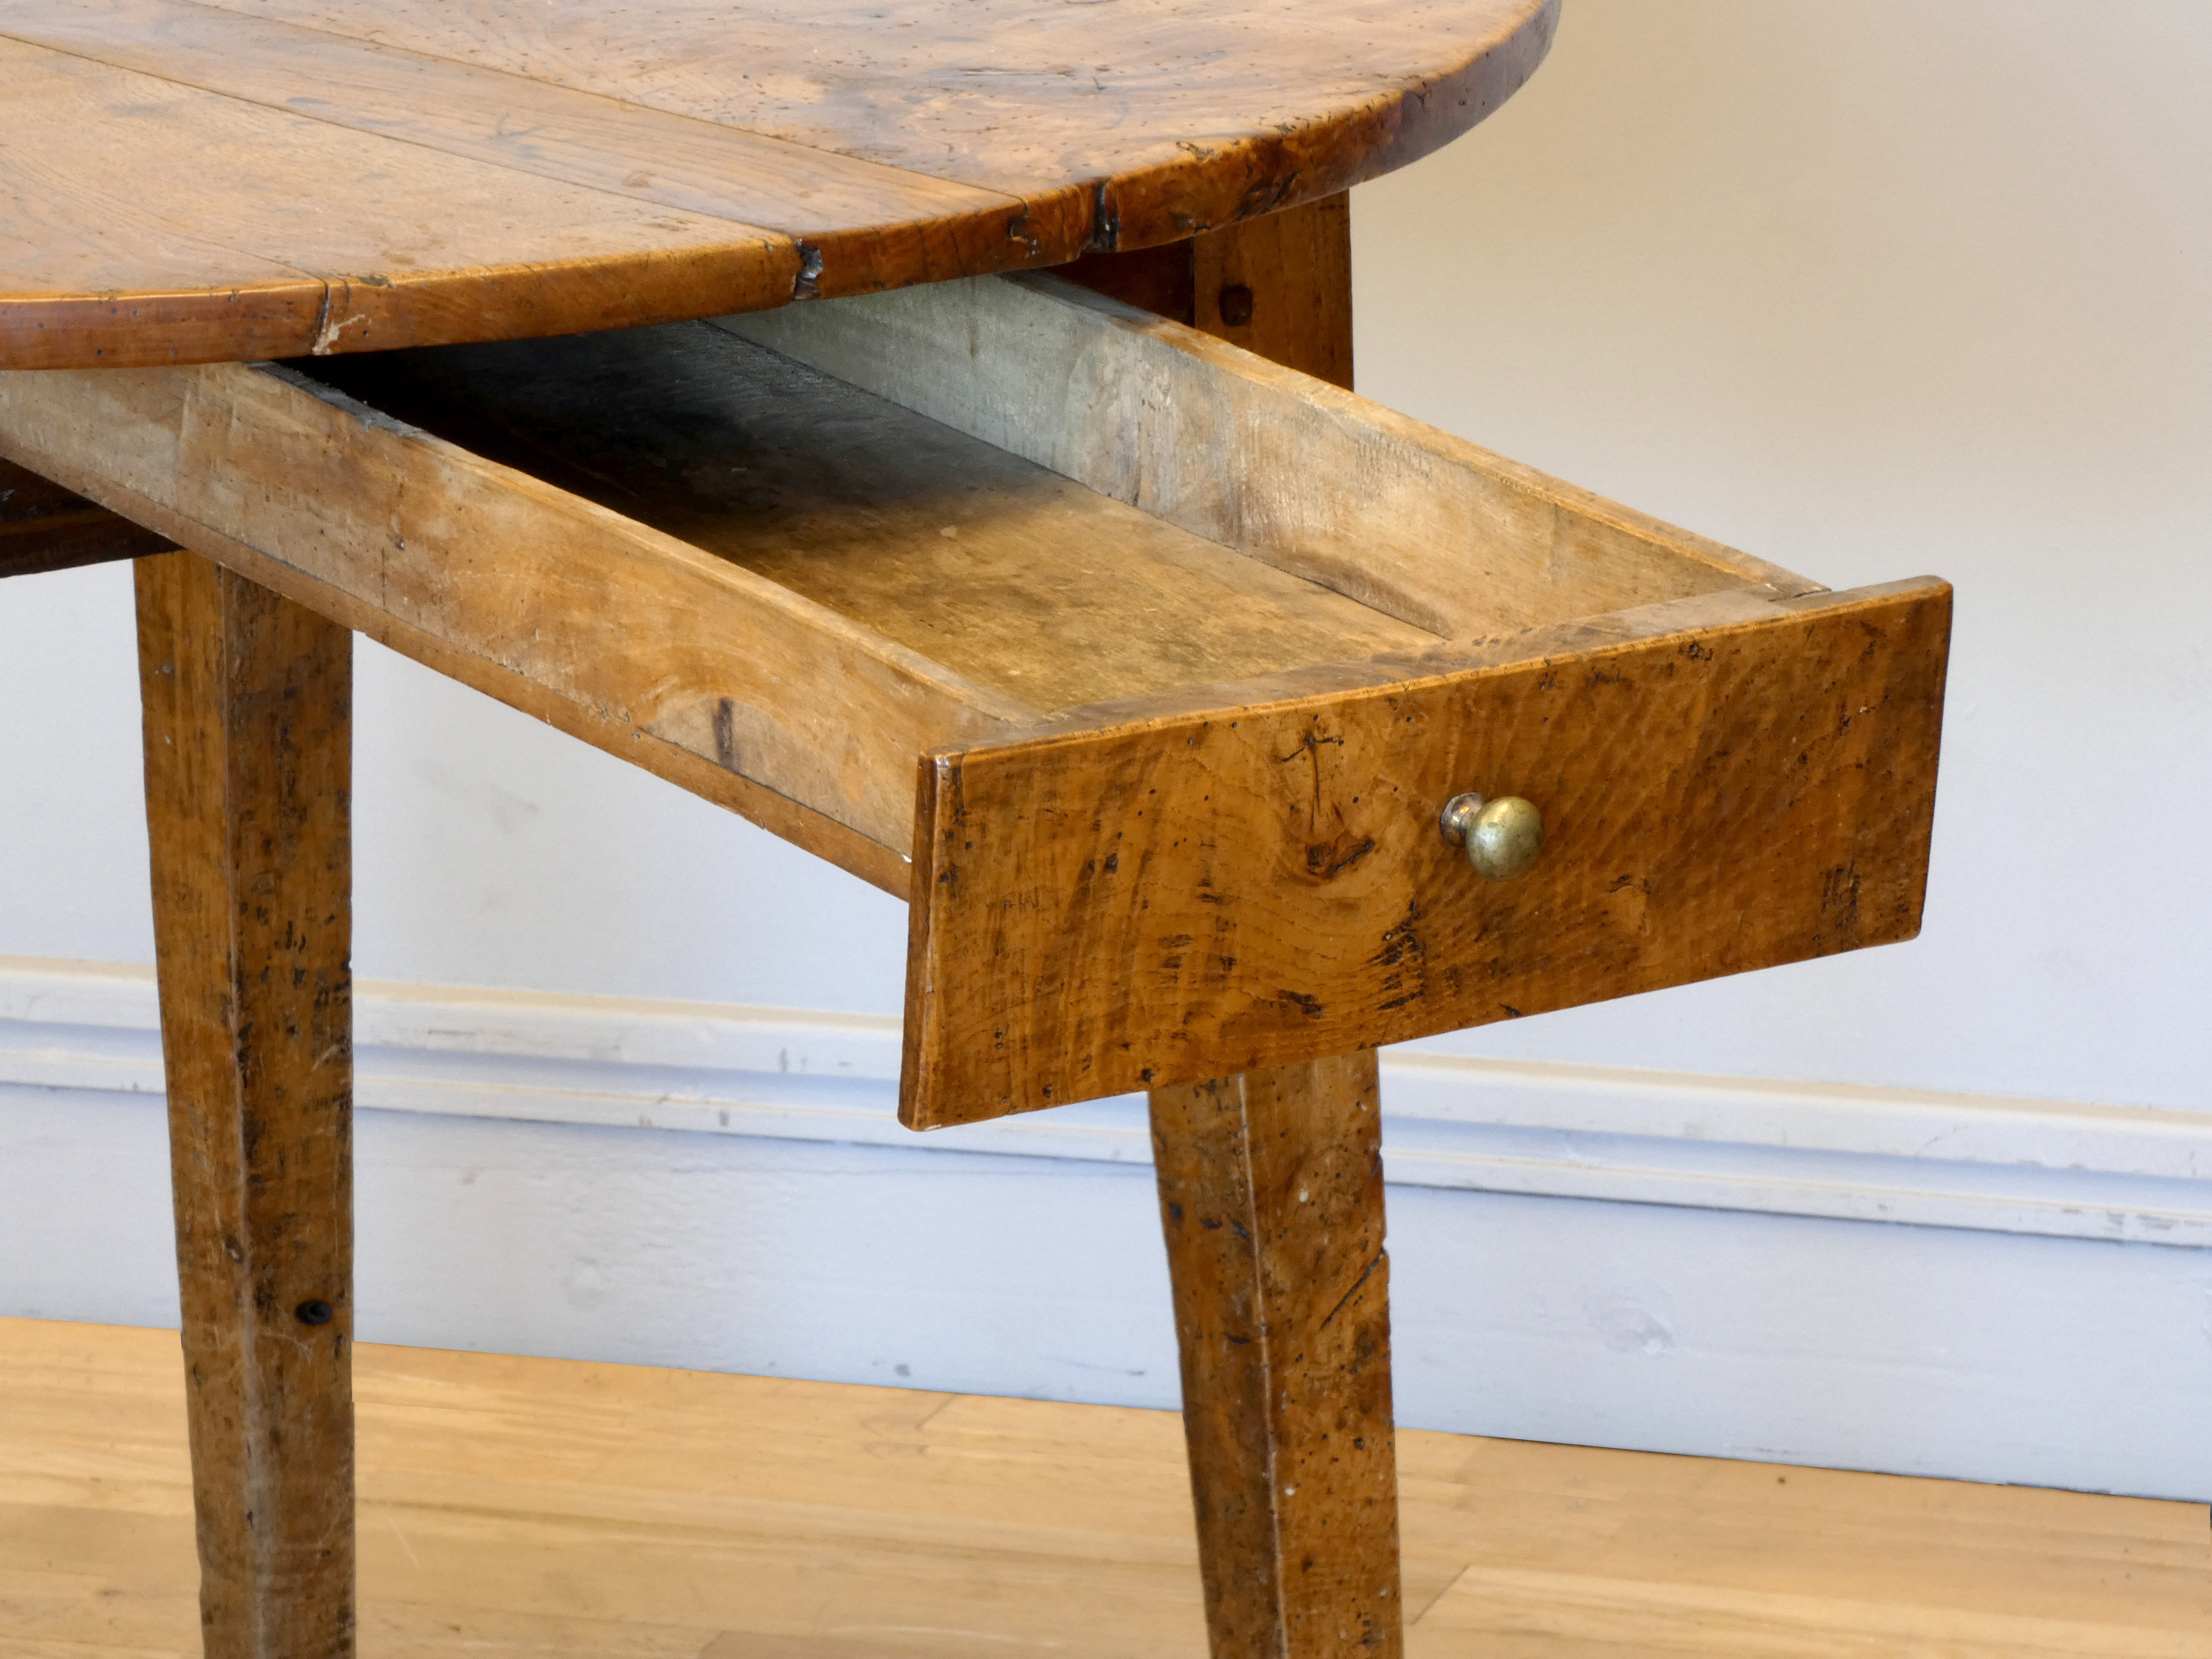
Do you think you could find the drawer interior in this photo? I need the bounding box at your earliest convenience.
[0,267,1946,1121]
[299,272,1813,724]
[305,323,1439,714]
[290,278,1936,1126]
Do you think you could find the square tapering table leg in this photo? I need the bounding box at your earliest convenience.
[137,549,356,1659]
[1150,1051,1404,1659]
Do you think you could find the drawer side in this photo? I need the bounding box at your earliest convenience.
[724,273,1819,639]
[0,358,1025,887]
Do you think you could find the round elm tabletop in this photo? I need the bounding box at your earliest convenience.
[0,0,1556,369]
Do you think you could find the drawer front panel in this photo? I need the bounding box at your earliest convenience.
[903,580,1950,1127]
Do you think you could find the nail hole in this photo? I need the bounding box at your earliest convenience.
[294,1299,333,1327]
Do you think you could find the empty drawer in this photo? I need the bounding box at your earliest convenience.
[0,272,1949,1125]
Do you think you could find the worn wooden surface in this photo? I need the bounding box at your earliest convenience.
[0,355,1022,887]
[1195,192,1356,389]
[1064,193,1354,390]
[0,230,1947,1130]
[5,1316,2208,1658]
[905,580,1952,1125]
[1058,239,1202,333]
[0,0,1556,368]
[0,455,170,579]
[136,551,356,1658]
[724,272,1811,639]
[305,324,1436,715]
[1131,233,1399,1659]
[2,263,1812,890]
[1153,1052,1403,1659]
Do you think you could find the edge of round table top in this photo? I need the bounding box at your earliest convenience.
[0,0,1557,370]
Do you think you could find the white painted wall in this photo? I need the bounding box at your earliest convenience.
[2,1,2208,1500]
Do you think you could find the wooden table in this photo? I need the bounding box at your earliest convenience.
[0,5,1951,1656]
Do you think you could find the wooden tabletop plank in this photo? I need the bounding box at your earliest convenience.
[0,0,1556,367]
[194,0,1555,203]
[0,41,336,359]
[0,36,806,366]
[5,0,1066,303]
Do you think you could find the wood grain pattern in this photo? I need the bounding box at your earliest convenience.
[9,1317,2207,1658]
[904,580,1952,1125]
[136,551,356,1659]
[190,0,1555,222]
[5,251,1945,969]
[2,255,1824,896]
[0,354,1026,871]
[722,272,1812,639]
[0,0,1556,368]
[1058,192,1354,393]
[0,455,171,579]
[1192,193,1355,389]
[303,323,1436,714]
[0,36,809,370]
[1141,192,1400,1659]
[1057,238,1201,329]
[5,0,1053,304]
[1152,1052,1402,1659]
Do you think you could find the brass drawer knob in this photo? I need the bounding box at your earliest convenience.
[1440,792,1545,881]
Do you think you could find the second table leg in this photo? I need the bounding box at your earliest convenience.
[1150,1050,1404,1659]
[138,549,357,1659]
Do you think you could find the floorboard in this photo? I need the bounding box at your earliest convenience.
[0,1317,2203,1657]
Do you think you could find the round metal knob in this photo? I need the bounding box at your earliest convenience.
[1439,792,1545,881]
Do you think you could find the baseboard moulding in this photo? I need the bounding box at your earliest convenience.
[5,954,2206,1249]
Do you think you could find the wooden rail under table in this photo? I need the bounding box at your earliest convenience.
[0,203,1949,1659]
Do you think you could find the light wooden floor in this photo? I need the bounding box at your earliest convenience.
[1,1317,2204,1658]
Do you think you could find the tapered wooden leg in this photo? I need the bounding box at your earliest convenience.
[137,549,356,1659]
[1150,1051,1402,1659]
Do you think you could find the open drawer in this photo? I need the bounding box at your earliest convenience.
[0,274,1948,1127]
